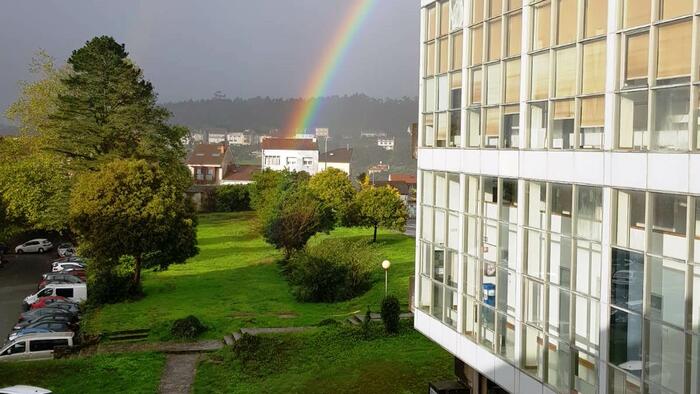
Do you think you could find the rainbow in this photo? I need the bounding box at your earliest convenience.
[285,0,377,136]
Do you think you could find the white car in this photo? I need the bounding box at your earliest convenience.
[15,239,53,254]
[51,261,85,273]
[0,386,52,394]
[56,243,75,258]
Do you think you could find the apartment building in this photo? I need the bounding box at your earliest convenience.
[415,1,700,393]
[260,137,319,175]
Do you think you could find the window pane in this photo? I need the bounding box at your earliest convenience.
[555,47,577,97]
[624,32,649,87]
[650,192,687,260]
[576,241,602,300]
[426,42,436,76]
[485,108,500,147]
[552,99,575,149]
[488,18,502,61]
[580,96,605,149]
[471,68,482,105]
[445,288,458,327]
[609,367,641,394]
[451,32,463,70]
[451,72,462,109]
[649,256,687,327]
[609,308,642,377]
[482,177,498,219]
[533,2,551,50]
[526,181,547,229]
[575,351,598,392]
[507,12,522,57]
[434,248,445,280]
[435,209,446,244]
[500,179,518,223]
[435,173,446,206]
[437,112,449,147]
[507,0,521,11]
[504,58,521,103]
[489,0,502,17]
[529,102,548,148]
[451,0,464,31]
[465,256,479,297]
[432,283,444,320]
[692,335,700,393]
[611,248,644,313]
[424,113,435,147]
[500,223,518,270]
[526,229,547,278]
[473,0,484,24]
[425,77,436,112]
[657,21,692,80]
[496,267,516,315]
[503,106,520,148]
[466,216,480,255]
[576,186,603,241]
[496,313,516,361]
[486,64,501,105]
[547,338,572,391]
[660,0,693,20]
[613,190,646,251]
[471,26,483,66]
[556,0,577,45]
[422,172,434,206]
[582,40,606,94]
[584,0,607,38]
[531,52,550,100]
[653,87,690,151]
[525,278,545,327]
[439,37,449,74]
[467,175,480,214]
[550,234,572,287]
[468,109,481,146]
[623,0,651,28]
[448,173,461,211]
[464,296,478,339]
[647,321,686,393]
[574,296,600,354]
[438,75,449,111]
[618,91,649,150]
[523,325,546,378]
[551,184,572,235]
[440,0,450,36]
[427,6,437,41]
[450,110,462,147]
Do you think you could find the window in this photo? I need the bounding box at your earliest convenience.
[611,248,644,313]
[507,12,522,56]
[529,102,548,148]
[551,184,572,235]
[450,72,462,109]
[584,0,607,38]
[471,26,484,66]
[440,0,450,36]
[650,193,687,259]
[656,21,691,82]
[425,78,436,113]
[426,42,436,77]
[303,157,313,166]
[468,109,482,146]
[264,156,280,166]
[647,321,686,393]
[4,342,26,355]
[581,40,606,94]
[486,64,501,105]
[552,99,574,149]
[523,325,546,378]
[427,5,437,41]
[451,32,463,70]
[439,37,449,74]
[533,2,551,50]
[609,308,642,376]
[438,74,449,111]
[624,32,649,87]
[30,339,69,352]
[622,0,651,28]
[488,18,502,61]
[55,288,74,298]
[286,157,297,166]
[555,47,577,97]
[504,58,520,103]
[653,86,689,151]
[618,91,648,149]
[531,53,550,100]
[473,0,484,24]
[471,68,482,104]
[660,0,693,20]
[437,112,449,147]
[424,114,435,147]
[556,0,577,45]
[450,110,461,147]
[503,105,520,148]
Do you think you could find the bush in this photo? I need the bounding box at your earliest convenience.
[232,333,291,376]
[381,296,401,334]
[170,315,206,339]
[87,270,142,306]
[285,239,378,303]
[214,185,250,212]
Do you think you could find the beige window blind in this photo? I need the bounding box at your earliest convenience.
[625,33,649,82]
[488,19,502,61]
[505,58,521,103]
[584,0,607,38]
[582,40,606,94]
[507,12,522,57]
[556,0,578,45]
[555,47,577,97]
[581,96,605,127]
[657,21,691,79]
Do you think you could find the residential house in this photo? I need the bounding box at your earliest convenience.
[185,143,233,185]
[227,132,252,146]
[207,132,227,144]
[261,138,319,175]
[318,148,353,176]
[222,164,260,185]
[377,137,395,151]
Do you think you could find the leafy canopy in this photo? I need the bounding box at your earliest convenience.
[69,159,198,284]
[355,186,407,242]
[308,168,357,225]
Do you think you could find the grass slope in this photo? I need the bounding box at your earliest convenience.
[84,212,417,340]
[0,352,165,393]
[194,323,453,394]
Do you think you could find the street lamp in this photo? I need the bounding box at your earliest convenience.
[382,260,391,296]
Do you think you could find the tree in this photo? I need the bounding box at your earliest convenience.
[308,168,357,225]
[69,159,198,285]
[262,186,334,259]
[49,36,187,172]
[355,186,407,242]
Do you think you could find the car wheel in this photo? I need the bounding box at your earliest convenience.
[17,249,23,254]
[38,248,44,253]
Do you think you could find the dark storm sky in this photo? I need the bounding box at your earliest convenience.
[0,0,419,114]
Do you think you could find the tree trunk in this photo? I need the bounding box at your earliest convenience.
[134,255,142,285]
[373,224,378,243]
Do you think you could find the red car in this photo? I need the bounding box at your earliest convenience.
[62,268,87,281]
[30,296,67,310]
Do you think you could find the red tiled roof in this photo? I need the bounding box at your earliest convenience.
[389,173,417,185]
[374,180,412,196]
[261,138,317,151]
[186,144,227,166]
[223,165,260,182]
[319,148,353,163]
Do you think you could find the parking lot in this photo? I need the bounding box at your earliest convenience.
[0,253,54,340]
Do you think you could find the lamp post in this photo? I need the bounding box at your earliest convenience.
[382,260,391,296]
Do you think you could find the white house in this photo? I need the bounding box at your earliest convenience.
[227,132,252,146]
[207,132,227,144]
[318,148,353,176]
[261,138,319,175]
[377,137,395,151]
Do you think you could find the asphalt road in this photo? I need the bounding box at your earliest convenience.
[0,253,53,342]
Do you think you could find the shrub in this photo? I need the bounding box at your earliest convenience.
[87,270,142,306]
[170,315,206,339]
[214,185,250,212]
[381,296,401,334]
[233,333,291,376]
[286,239,378,302]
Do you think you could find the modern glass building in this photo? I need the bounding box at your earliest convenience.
[414,1,700,393]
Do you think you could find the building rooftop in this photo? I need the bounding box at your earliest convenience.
[389,173,417,185]
[186,144,227,166]
[374,180,413,196]
[261,138,317,151]
[319,148,353,163]
[223,164,260,182]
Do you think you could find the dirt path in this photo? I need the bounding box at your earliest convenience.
[159,353,200,394]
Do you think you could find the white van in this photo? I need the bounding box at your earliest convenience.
[23,283,87,306]
[0,332,74,362]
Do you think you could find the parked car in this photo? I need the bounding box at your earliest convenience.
[8,321,72,342]
[51,262,85,273]
[23,302,80,317]
[19,308,77,324]
[15,239,53,254]
[61,268,87,281]
[13,314,78,331]
[24,284,87,309]
[0,386,52,394]
[38,273,84,290]
[25,296,66,311]
[0,332,74,362]
[56,243,75,258]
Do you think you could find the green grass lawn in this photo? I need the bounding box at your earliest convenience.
[194,322,453,394]
[84,212,418,340]
[0,352,165,393]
